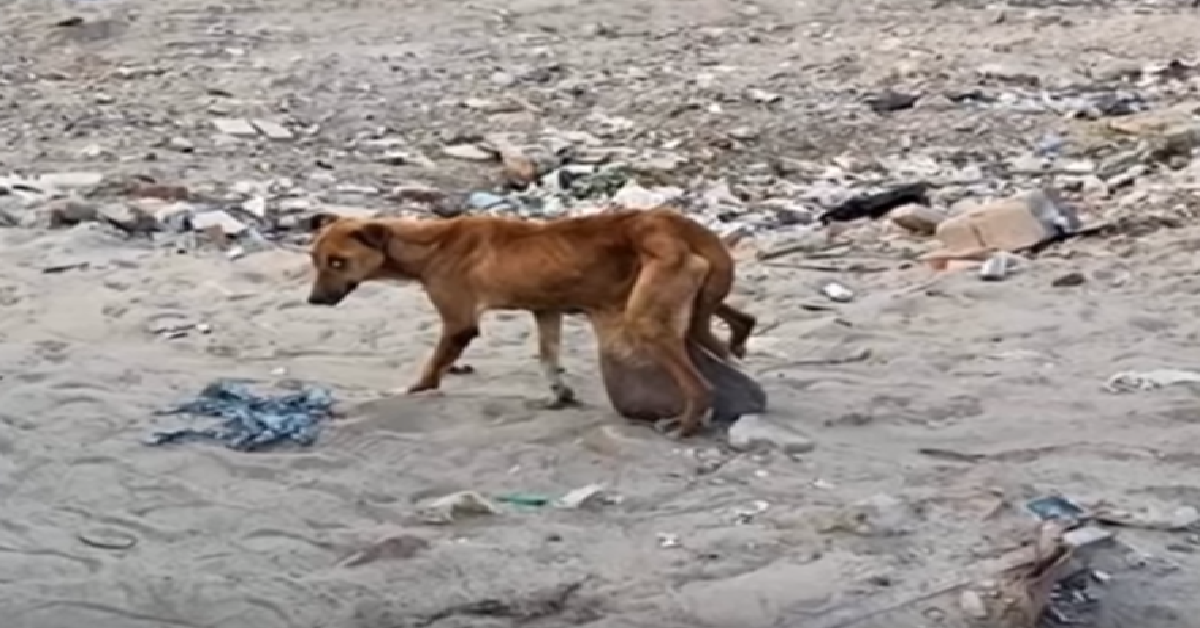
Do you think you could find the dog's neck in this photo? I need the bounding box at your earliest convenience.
[376,218,459,281]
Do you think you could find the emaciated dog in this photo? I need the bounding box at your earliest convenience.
[304,208,760,437]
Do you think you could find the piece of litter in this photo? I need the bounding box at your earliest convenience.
[419,491,502,524]
[1104,369,1200,393]
[148,379,334,451]
[78,528,138,550]
[42,262,90,274]
[1026,496,1087,524]
[959,590,989,619]
[733,499,772,525]
[657,533,681,548]
[496,493,551,507]
[1063,525,1115,548]
[557,484,609,509]
[979,252,1014,281]
[820,281,855,303]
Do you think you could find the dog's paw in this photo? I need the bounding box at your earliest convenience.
[541,385,579,410]
[401,385,444,398]
[652,418,686,440]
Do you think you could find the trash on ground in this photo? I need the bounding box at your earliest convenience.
[1104,368,1200,393]
[496,493,552,508]
[1051,272,1087,287]
[1063,525,1116,548]
[979,252,1016,281]
[417,491,502,524]
[732,499,771,525]
[556,484,612,509]
[337,533,430,567]
[922,189,1081,268]
[819,182,931,224]
[657,532,681,548]
[986,522,1079,627]
[888,203,945,235]
[148,379,335,451]
[1026,496,1088,525]
[726,414,816,455]
[1094,504,1200,531]
[77,527,138,550]
[819,280,855,303]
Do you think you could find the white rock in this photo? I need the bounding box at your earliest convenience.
[252,119,294,140]
[442,144,496,161]
[190,209,248,235]
[727,415,815,455]
[418,491,501,524]
[610,181,667,210]
[557,484,609,509]
[37,172,105,191]
[212,119,260,137]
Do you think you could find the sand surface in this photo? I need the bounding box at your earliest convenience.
[4,0,1200,627]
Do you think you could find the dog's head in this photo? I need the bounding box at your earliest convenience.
[305,213,393,306]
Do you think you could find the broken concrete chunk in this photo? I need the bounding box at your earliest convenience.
[557,484,610,509]
[97,202,157,233]
[316,206,381,220]
[37,172,105,191]
[888,204,945,235]
[923,190,1078,263]
[417,491,501,524]
[212,119,260,137]
[727,414,815,455]
[190,209,248,235]
[252,119,293,140]
[442,144,496,161]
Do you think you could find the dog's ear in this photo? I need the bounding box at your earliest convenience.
[351,222,391,250]
[304,213,342,233]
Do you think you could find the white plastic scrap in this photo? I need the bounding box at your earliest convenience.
[1104,369,1200,393]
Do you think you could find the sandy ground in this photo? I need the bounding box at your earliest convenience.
[5,0,1200,627]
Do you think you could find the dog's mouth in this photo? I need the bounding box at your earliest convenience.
[307,282,359,306]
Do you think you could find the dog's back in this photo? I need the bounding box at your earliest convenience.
[429,210,659,311]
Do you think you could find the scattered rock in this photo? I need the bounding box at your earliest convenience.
[726,414,815,455]
[212,119,260,137]
[1051,272,1087,287]
[442,144,496,161]
[37,172,104,191]
[190,209,248,236]
[252,119,293,140]
[338,533,430,567]
[417,491,502,524]
[167,137,195,152]
[556,484,612,509]
[888,204,945,235]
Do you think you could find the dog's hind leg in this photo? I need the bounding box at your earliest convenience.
[714,303,757,359]
[624,250,714,438]
[533,310,578,409]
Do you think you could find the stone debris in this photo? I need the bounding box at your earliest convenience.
[726,414,815,455]
[0,41,1195,283]
[417,491,502,524]
[251,119,294,140]
[212,119,260,138]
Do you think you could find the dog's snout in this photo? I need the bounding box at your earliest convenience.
[307,292,338,306]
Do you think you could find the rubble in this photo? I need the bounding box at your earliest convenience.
[726,414,815,455]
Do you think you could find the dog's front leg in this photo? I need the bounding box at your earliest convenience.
[408,305,480,395]
[533,310,577,409]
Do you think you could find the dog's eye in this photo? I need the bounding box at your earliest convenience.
[328,257,346,270]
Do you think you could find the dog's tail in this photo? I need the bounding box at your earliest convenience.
[673,215,756,360]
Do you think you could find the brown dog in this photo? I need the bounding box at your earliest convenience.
[305,207,757,437]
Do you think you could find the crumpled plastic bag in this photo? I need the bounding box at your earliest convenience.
[148,379,335,451]
[1104,369,1200,393]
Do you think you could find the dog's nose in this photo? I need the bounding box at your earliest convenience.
[307,293,333,306]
